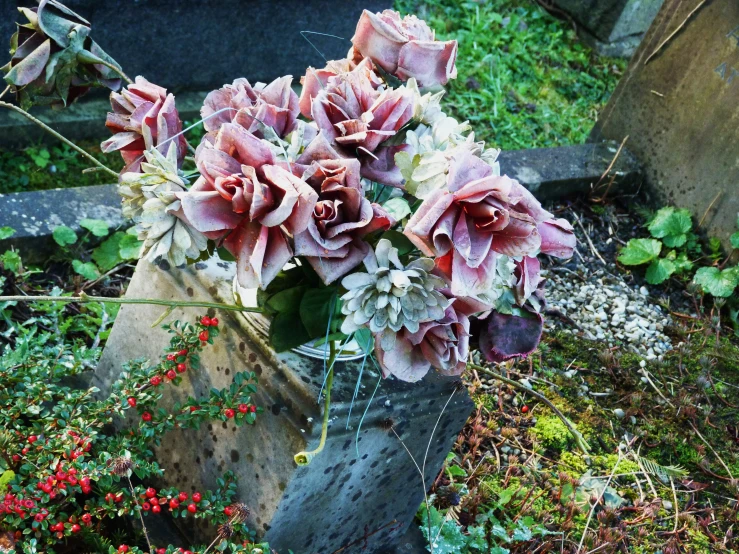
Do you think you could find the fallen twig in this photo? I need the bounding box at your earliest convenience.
[645,0,709,65]
[572,211,607,266]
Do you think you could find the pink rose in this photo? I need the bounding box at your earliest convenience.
[311,59,415,156]
[201,76,299,139]
[351,9,457,87]
[180,123,318,289]
[102,76,187,173]
[374,301,470,382]
[293,158,393,284]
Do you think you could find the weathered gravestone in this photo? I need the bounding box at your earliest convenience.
[94,258,473,554]
[552,0,664,56]
[0,0,390,92]
[591,0,739,249]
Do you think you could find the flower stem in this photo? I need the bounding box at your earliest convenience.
[0,86,9,100]
[0,293,263,314]
[294,341,337,466]
[0,100,119,179]
[96,59,133,85]
[467,362,590,456]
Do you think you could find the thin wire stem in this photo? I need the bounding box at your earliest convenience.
[0,86,9,100]
[0,100,118,178]
[0,293,263,313]
[294,340,337,466]
[96,59,133,84]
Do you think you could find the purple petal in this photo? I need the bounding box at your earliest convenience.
[479,311,543,363]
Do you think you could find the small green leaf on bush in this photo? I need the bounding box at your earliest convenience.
[731,232,739,249]
[617,238,661,266]
[0,227,15,240]
[645,258,675,285]
[80,218,110,237]
[119,233,144,260]
[694,266,739,297]
[52,225,77,246]
[383,197,412,221]
[0,251,21,273]
[648,207,692,247]
[72,260,100,281]
[670,251,694,273]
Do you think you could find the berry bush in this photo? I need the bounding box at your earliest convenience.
[0,315,270,553]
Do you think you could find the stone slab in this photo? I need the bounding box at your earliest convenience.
[93,257,473,554]
[0,0,390,93]
[590,0,739,250]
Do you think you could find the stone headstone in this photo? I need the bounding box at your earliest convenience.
[590,0,739,249]
[0,0,390,92]
[94,258,473,554]
[553,0,664,57]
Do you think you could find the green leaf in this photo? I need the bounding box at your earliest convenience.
[79,218,110,237]
[0,251,21,273]
[300,287,339,339]
[645,258,675,285]
[118,233,144,260]
[269,312,311,352]
[447,465,467,477]
[0,227,15,240]
[381,230,415,256]
[731,232,739,250]
[354,327,374,354]
[265,286,307,314]
[694,266,739,298]
[72,260,100,281]
[52,225,77,246]
[91,232,125,271]
[617,238,661,266]
[671,251,694,273]
[382,197,412,221]
[648,207,692,247]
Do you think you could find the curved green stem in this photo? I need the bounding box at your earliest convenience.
[468,362,590,456]
[0,100,119,179]
[0,293,263,314]
[295,341,337,466]
[95,59,133,85]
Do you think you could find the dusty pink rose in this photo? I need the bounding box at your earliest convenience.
[293,158,393,284]
[201,76,299,138]
[311,58,415,156]
[513,256,542,306]
[101,76,187,173]
[179,122,318,289]
[351,9,457,88]
[405,150,575,297]
[374,301,470,382]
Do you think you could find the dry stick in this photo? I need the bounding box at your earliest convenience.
[0,85,9,100]
[669,476,679,532]
[468,363,590,455]
[698,190,724,227]
[0,100,118,178]
[577,452,623,553]
[645,0,709,65]
[593,135,629,191]
[572,211,607,266]
[0,293,263,313]
[126,475,153,554]
[689,422,736,481]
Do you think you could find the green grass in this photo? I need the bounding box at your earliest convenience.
[396,0,626,150]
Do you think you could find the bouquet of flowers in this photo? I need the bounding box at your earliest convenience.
[3,4,575,383]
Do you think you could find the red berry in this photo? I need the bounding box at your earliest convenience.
[201,316,212,326]
[178,349,188,356]
[224,408,235,419]
[71,523,81,533]
[150,376,163,386]
[142,502,151,511]
[68,476,78,486]
[41,484,52,494]
[166,370,177,380]
[81,513,91,524]
[521,405,529,414]
[115,493,124,503]
[27,436,37,444]
[127,397,137,408]
[82,486,91,494]
[169,498,179,510]
[166,354,176,361]
[151,504,161,514]
[68,468,77,476]
[21,447,28,455]
[80,477,90,488]
[192,492,201,503]
[34,513,45,522]
[238,404,248,413]
[157,549,166,554]
[189,406,197,412]
[224,506,233,516]
[56,471,67,481]
[118,545,130,553]
[199,331,209,341]
[142,412,152,422]
[178,492,188,502]
[11,455,20,462]
[210,317,219,326]
[187,503,197,514]
[176,363,187,373]
[250,404,257,413]
[145,487,156,498]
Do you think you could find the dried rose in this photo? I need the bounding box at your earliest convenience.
[2,0,123,109]
[101,76,187,173]
[180,123,318,289]
[479,310,544,363]
[351,9,457,88]
[201,76,299,138]
[293,158,393,284]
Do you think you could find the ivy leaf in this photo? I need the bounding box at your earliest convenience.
[382,197,412,221]
[645,258,675,285]
[0,227,15,240]
[79,218,110,237]
[648,207,692,247]
[52,225,77,246]
[118,233,144,260]
[694,266,739,298]
[617,238,661,266]
[72,260,100,281]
